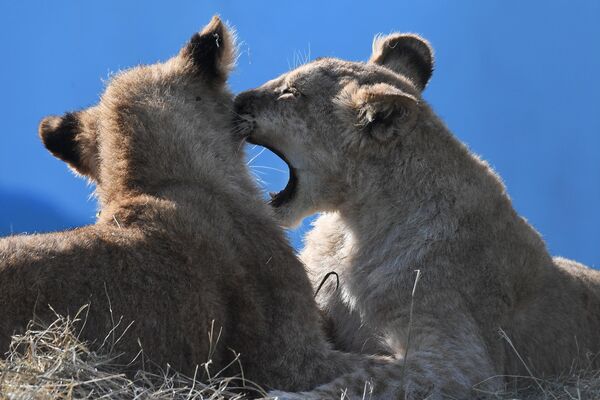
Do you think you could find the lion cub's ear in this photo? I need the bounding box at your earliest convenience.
[181,15,236,84]
[369,33,434,91]
[336,82,419,142]
[39,111,99,180]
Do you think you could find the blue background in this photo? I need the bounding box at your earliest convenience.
[0,1,598,267]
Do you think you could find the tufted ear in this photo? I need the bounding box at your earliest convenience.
[336,82,419,143]
[369,33,434,91]
[38,110,99,180]
[181,15,236,83]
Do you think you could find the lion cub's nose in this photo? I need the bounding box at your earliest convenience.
[233,90,255,117]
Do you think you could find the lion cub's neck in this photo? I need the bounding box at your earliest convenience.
[337,115,550,273]
[96,175,264,235]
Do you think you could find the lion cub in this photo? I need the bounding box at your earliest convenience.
[235,33,600,398]
[0,17,382,393]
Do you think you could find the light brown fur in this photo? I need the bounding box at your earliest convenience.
[235,32,600,399]
[0,17,388,395]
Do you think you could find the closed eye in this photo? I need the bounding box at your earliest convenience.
[277,86,302,100]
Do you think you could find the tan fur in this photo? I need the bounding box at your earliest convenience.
[235,32,600,399]
[0,17,389,394]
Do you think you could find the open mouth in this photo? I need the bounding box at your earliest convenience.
[246,137,297,208]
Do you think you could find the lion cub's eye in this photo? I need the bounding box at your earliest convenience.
[277,86,301,100]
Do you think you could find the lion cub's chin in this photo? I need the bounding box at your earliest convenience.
[272,202,304,228]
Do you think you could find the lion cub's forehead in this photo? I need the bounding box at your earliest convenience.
[286,59,357,84]
[287,58,415,93]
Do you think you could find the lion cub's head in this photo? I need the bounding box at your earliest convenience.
[234,33,434,227]
[38,16,241,207]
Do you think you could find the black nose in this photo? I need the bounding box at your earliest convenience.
[233,90,255,116]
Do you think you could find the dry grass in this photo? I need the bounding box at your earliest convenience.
[473,369,600,400]
[1,308,599,400]
[0,306,267,400]
[471,330,600,400]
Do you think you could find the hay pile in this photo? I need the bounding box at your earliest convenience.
[0,307,265,400]
[1,309,598,399]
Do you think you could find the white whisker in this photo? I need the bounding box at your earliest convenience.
[248,168,267,176]
[246,147,266,165]
[249,166,287,174]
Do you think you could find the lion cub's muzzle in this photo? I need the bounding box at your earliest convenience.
[233,91,299,209]
[232,114,256,139]
[233,91,259,137]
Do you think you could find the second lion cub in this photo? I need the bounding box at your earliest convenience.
[235,32,600,398]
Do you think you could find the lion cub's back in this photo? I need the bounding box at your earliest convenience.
[0,225,231,375]
[546,257,600,366]
[553,256,600,312]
